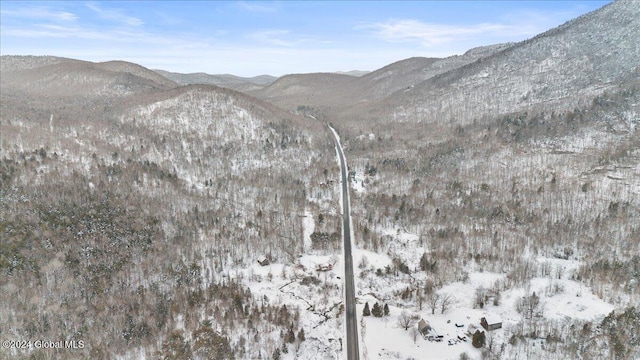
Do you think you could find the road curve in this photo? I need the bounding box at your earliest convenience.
[327,124,360,360]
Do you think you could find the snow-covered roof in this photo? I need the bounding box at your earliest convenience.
[483,315,502,325]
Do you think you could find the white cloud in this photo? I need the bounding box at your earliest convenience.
[1,3,603,77]
[86,2,143,26]
[360,18,540,48]
[1,7,78,21]
[2,25,107,40]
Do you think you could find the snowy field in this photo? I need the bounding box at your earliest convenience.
[239,253,345,359]
[350,231,616,359]
[237,221,616,360]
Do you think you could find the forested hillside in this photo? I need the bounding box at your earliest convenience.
[1,57,339,359]
[315,1,639,358]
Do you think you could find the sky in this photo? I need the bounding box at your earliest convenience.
[1,1,612,77]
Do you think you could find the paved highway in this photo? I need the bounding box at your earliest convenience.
[327,124,360,360]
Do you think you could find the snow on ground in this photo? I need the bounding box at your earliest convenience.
[440,272,506,309]
[353,249,392,275]
[232,171,347,359]
[356,133,376,141]
[225,123,619,359]
[302,210,314,253]
[526,277,614,321]
[228,180,615,360]
[355,256,615,360]
[359,302,482,360]
[351,171,367,193]
[240,256,345,359]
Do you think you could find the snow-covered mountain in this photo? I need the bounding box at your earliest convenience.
[154,69,277,92]
[2,0,639,359]
[1,56,341,359]
[377,0,640,126]
[247,0,638,131]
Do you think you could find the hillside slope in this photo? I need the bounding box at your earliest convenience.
[1,57,340,359]
[377,0,640,126]
[248,44,511,116]
[154,69,277,92]
[324,2,640,358]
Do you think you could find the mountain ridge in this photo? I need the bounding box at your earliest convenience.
[377,0,640,126]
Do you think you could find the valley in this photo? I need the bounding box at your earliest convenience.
[1,1,639,359]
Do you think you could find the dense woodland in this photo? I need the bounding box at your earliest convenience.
[336,80,639,359]
[1,73,338,359]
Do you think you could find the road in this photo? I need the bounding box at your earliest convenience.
[327,124,360,360]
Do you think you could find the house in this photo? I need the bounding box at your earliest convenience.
[481,315,502,331]
[316,263,333,271]
[257,256,270,266]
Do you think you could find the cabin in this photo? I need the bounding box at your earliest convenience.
[481,316,502,331]
[257,256,270,266]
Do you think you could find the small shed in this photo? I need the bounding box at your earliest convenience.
[418,318,432,339]
[481,315,502,331]
[257,256,270,266]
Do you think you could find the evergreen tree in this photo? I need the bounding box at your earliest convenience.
[601,306,640,359]
[297,328,306,342]
[193,322,233,359]
[363,302,371,316]
[286,328,296,343]
[420,252,437,272]
[472,330,486,348]
[383,303,390,316]
[371,302,383,317]
[161,330,192,360]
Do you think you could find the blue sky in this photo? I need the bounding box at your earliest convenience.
[1,1,611,77]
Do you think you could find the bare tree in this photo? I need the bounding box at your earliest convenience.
[517,292,542,320]
[397,311,414,331]
[440,294,455,314]
[474,287,486,309]
[416,287,425,310]
[428,294,440,315]
[411,327,420,344]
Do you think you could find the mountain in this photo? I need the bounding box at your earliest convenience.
[321,3,639,359]
[1,56,179,124]
[359,0,640,127]
[2,1,639,359]
[154,69,277,92]
[335,70,370,77]
[1,56,339,359]
[248,0,638,129]
[354,43,513,101]
[247,72,356,111]
[2,56,176,98]
[248,43,513,116]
